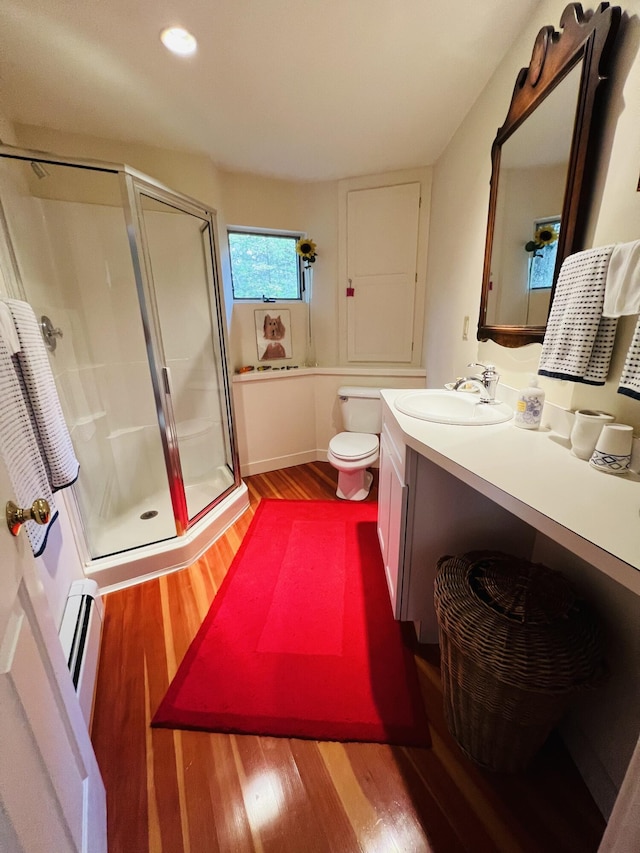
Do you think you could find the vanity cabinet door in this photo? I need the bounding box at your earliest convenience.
[377,430,408,618]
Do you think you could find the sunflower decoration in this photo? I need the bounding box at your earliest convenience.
[296,237,317,268]
[525,224,559,255]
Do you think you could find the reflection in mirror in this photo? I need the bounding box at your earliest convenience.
[486,63,580,327]
[478,3,621,348]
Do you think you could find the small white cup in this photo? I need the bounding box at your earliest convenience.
[570,410,615,460]
[589,424,634,475]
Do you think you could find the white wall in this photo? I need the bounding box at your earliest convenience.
[426,0,640,420]
[533,534,640,816]
[221,166,432,372]
[220,170,339,369]
[232,369,425,476]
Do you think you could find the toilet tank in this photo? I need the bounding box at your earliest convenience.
[338,386,382,433]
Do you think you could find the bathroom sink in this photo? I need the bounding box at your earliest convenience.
[394,389,513,425]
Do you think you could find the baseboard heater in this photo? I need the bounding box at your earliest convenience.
[58,579,104,727]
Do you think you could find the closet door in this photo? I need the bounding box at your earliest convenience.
[346,183,420,362]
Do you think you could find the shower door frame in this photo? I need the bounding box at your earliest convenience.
[0,144,242,544]
[121,171,242,533]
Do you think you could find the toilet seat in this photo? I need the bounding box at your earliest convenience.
[328,432,378,461]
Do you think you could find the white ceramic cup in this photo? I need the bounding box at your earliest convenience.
[589,423,634,474]
[570,410,615,460]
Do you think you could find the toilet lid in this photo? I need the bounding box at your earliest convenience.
[329,432,379,460]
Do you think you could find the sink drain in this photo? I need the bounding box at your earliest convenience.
[140,510,158,520]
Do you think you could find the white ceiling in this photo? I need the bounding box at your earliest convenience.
[0,0,540,182]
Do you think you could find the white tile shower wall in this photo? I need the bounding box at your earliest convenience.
[167,361,224,426]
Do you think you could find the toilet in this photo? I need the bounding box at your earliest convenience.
[327,386,382,501]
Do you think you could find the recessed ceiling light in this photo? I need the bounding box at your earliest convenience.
[160,26,197,56]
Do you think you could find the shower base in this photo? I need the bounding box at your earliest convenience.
[85,472,249,594]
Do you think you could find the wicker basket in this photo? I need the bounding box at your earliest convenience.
[434,551,605,773]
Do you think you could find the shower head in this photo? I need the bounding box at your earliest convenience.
[30,161,50,179]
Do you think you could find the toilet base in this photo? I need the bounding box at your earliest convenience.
[336,469,373,501]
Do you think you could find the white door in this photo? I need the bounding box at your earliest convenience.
[0,455,107,853]
[346,183,421,362]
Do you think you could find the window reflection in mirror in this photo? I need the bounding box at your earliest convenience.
[486,63,581,327]
[527,216,561,324]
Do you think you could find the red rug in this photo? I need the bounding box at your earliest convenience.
[152,499,430,746]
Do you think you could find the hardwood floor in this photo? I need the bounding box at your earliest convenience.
[91,462,606,852]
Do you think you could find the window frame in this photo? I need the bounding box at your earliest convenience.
[527,216,561,292]
[227,226,307,302]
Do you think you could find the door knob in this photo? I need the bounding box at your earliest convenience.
[6,499,51,537]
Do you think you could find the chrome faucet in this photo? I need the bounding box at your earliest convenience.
[452,363,500,403]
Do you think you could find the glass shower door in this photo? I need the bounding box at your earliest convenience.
[137,190,236,524]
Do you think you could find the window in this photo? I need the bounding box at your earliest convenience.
[528,217,561,291]
[228,229,303,301]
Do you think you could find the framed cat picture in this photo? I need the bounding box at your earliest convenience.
[255,309,292,361]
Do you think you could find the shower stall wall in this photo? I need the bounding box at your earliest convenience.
[0,145,246,571]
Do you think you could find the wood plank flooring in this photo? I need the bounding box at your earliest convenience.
[91,462,606,852]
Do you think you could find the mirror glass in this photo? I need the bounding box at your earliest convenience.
[486,63,580,327]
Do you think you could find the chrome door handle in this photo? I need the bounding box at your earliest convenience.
[6,499,51,536]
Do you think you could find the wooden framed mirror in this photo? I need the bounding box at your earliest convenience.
[478,3,621,347]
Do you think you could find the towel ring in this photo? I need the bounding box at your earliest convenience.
[40,315,63,352]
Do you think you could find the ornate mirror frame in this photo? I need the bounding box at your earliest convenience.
[478,3,621,347]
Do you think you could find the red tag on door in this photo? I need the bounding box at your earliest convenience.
[346,287,355,297]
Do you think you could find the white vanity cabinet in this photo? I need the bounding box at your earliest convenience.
[377,408,409,617]
[378,395,536,642]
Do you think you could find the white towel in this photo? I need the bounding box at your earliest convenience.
[539,245,617,385]
[0,325,58,557]
[4,299,79,491]
[602,240,640,318]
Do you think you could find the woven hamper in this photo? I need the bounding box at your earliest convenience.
[434,551,605,773]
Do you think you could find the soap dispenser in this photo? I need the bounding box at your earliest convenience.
[514,375,545,430]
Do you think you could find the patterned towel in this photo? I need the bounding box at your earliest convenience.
[4,299,79,491]
[0,328,58,557]
[618,318,640,400]
[538,245,617,385]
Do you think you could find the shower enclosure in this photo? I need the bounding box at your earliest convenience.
[0,145,243,564]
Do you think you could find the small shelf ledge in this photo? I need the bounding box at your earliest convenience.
[232,366,427,383]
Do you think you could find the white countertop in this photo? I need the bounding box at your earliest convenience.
[381,389,640,596]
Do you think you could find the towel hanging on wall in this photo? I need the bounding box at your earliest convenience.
[0,325,58,557]
[4,299,79,491]
[599,238,640,400]
[538,245,617,385]
[602,240,640,318]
